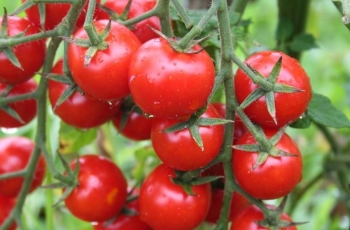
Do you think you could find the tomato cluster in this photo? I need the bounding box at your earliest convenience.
[0,0,315,229]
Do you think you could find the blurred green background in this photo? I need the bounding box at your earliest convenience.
[1,0,350,229]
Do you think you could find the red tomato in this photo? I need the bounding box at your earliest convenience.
[0,195,17,230]
[98,0,160,43]
[68,20,141,101]
[128,37,215,119]
[48,60,121,129]
[232,129,302,200]
[211,102,247,144]
[139,164,212,230]
[23,0,101,30]
[112,110,153,141]
[230,205,297,230]
[93,189,151,230]
[0,79,37,128]
[0,136,46,197]
[205,189,251,224]
[64,155,127,222]
[234,51,312,128]
[151,105,224,171]
[0,16,46,85]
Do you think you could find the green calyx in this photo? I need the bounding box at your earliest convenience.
[233,126,298,169]
[239,57,304,125]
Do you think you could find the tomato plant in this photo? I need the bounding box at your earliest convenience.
[68,19,141,101]
[128,37,215,119]
[234,51,312,128]
[230,205,297,230]
[151,105,224,171]
[98,0,160,43]
[0,79,37,128]
[48,59,121,129]
[139,164,212,230]
[64,155,128,222]
[0,136,45,197]
[0,16,46,85]
[232,129,303,200]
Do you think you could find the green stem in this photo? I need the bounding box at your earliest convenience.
[229,0,249,23]
[83,0,101,45]
[45,172,54,230]
[0,170,26,180]
[154,0,173,37]
[32,0,74,3]
[0,92,36,105]
[170,0,193,28]
[177,1,220,49]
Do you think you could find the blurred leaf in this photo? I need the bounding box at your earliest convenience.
[290,115,312,129]
[289,33,318,52]
[308,93,350,128]
[58,122,97,154]
[133,146,159,185]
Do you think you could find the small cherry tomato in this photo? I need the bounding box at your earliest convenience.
[129,37,215,119]
[112,110,153,141]
[230,205,297,230]
[234,51,312,128]
[151,105,224,171]
[64,155,127,222]
[48,60,121,129]
[0,79,37,128]
[232,129,302,200]
[139,164,212,230]
[68,20,141,101]
[0,16,46,85]
[0,136,46,197]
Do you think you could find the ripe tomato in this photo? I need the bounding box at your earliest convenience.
[48,60,121,129]
[23,0,101,30]
[205,189,251,224]
[98,0,160,43]
[232,129,302,200]
[151,105,224,171]
[0,195,17,230]
[112,110,153,141]
[230,205,297,230]
[234,51,312,128]
[139,164,212,230]
[68,20,141,101]
[128,37,215,119]
[0,79,37,128]
[0,16,46,85]
[93,189,151,230]
[211,102,247,144]
[0,136,46,197]
[64,155,127,222]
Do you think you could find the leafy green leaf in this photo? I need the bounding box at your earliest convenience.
[58,122,98,154]
[289,33,318,52]
[289,115,312,129]
[308,93,350,128]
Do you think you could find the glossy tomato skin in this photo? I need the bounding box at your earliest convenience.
[205,189,251,224]
[64,155,127,222]
[0,195,17,230]
[129,37,215,119]
[68,20,141,101]
[151,105,224,171]
[93,190,151,230]
[211,102,247,144]
[0,136,46,197]
[98,0,160,43]
[0,79,37,128]
[112,111,153,141]
[0,16,46,85]
[234,51,312,128]
[48,60,121,129]
[232,129,302,200]
[230,205,297,230]
[139,164,212,230]
[23,0,101,30]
